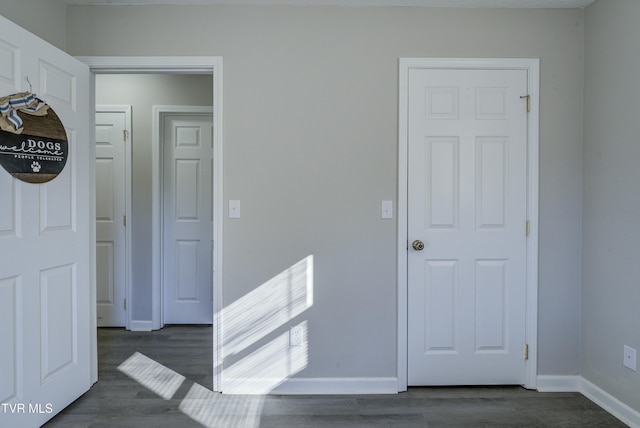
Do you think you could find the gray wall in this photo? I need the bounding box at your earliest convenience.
[583,0,640,412]
[95,74,213,321]
[0,0,66,50]
[67,5,585,380]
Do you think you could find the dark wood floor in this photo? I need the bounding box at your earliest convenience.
[45,326,625,428]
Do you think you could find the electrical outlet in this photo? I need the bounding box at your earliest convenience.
[289,325,303,347]
[624,345,637,371]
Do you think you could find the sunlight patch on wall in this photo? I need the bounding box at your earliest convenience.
[223,322,309,394]
[223,256,313,358]
[220,256,313,393]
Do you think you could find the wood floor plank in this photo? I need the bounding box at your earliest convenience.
[44,326,626,428]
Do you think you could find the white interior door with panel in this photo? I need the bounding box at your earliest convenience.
[162,110,214,324]
[95,106,131,327]
[407,67,529,385]
[0,15,93,427]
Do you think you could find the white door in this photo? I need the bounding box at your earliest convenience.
[407,68,528,385]
[96,107,130,327]
[0,16,92,427]
[163,112,213,324]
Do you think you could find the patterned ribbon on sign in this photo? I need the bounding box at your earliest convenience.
[0,91,49,134]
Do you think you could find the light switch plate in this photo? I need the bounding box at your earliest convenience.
[381,200,393,219]
[624,345,637,371]
[229,200,241,219]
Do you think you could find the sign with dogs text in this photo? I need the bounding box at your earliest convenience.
[0,92,68,184]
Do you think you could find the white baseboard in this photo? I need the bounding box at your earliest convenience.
[536,375,581,392]
[580,378,640,428]
[223,377,398,395]
[537,375,640,428]
[129,320,154,331]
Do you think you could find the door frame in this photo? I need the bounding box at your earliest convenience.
[397,58,540,391]
[78,56,223,391]
[153,105,215,326]
[96,105,132,330]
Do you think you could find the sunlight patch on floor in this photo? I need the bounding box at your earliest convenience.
[118,351,264,428]
[117,255,315,426]
[117,351,185,400]
[179,383,264,428]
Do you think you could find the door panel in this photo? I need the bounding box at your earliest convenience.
[95,108,129,327]
[40,264,76,381]
[0,275,19,403]
[475,260,507,351]
[407,68,528,385]
[0,15,91,427]
[163,113,213,324]
[41,158,73,231]
[424,260,456,352]
[0,175,17,235]
[426,137,458,228]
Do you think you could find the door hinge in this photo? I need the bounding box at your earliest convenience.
[123,129,129,141]
[124,298,127,310]
[525,220,530,237]
[123,215,127,226]
[524,344,529,360]
[520,95,531,112]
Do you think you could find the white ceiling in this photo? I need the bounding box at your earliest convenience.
[65,0,596,8]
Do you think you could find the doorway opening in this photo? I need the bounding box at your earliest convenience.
[95,76,215,330]
[81,56,223,392]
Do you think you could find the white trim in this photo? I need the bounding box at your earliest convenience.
[397,59,409,391]
[581,378,640,428]
[66,0,597,9]
[397,57,540,391]
[79,56,224,392]
[524,60,540,390]
[96,105,133,330]
[77,56,218,74]
[536,376,640,428]
[153,105,214,327]
[536,375,581,392]
[223,377,398,395]
[89,76,98,385]
[130,320,154,332]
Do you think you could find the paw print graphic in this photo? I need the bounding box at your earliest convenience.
[31,161,41,173]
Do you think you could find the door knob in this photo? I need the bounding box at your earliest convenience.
[412,240,425,251]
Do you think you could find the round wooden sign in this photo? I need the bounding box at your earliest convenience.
[0,106,68,184]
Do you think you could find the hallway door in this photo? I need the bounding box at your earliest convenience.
[162,111,214,324]
[96,107,131,327]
